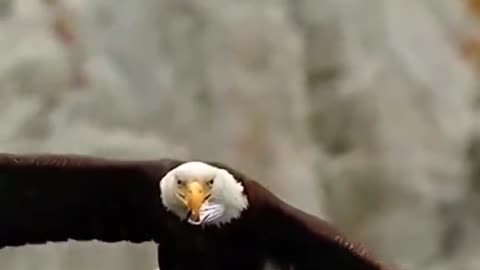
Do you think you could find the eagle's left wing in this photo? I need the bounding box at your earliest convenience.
[242,179,395,270]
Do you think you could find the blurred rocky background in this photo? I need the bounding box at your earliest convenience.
[0,0,479,269]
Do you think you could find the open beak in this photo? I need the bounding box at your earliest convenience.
[184,181,210,222]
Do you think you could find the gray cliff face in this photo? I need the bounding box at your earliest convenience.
[0,0,479,269]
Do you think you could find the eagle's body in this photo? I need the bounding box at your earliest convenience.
[0,153,393,270]
[157,213,263,270]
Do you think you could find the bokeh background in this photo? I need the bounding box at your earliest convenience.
[0,0,480,269]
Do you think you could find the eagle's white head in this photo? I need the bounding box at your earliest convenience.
[160,161,249,226]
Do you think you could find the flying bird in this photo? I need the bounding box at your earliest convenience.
[0,153,393,270]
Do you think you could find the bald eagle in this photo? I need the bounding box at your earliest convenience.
[0,153,393,270]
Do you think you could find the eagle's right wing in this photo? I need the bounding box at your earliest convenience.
[0,153,183,248]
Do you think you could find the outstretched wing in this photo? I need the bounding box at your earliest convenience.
[0,153,183,248]
[242,179,394,270]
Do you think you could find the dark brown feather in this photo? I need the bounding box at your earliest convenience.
[207,161,395,270]
[0,154,394,270]
[242,179,392,270]
[0,153,183,247]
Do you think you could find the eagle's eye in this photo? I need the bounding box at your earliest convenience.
[208,178,214,186]
[176,179,182,186]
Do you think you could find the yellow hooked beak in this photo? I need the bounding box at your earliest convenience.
[179,181,211,222]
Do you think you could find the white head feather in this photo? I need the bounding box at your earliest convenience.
[160,161,249,226]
